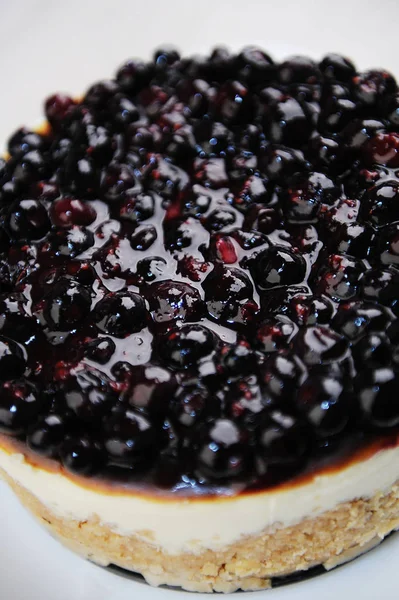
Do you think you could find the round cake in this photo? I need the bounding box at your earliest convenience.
[1,47,399,593]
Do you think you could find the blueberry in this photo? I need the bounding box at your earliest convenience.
[319,95,358,134]
[129,225,157,251]
[220,342,256,376]
[147,280,204,325]
[127,364,177,414]
[293,326,350,369]
[27,413,70,457]
[110,95,140,130]
[204,209,236,232]
[136,256,167,283]
[84,79,120,110]
[362,181,399,227]
[0,335,26,380]
[103,407,165,469]
[5,200,51,241]
[195,419,252,480]
[120,192,155,223]
[266,97,313,148]
[12,150,48,186]
[260,351,306,403]
[363,133,399,169]
[0,296,41,346]
[203,265,257,325]
[116,60,154,94]
[332,302,391,341]
[357,368,399,428]
[249,246,307,290]
[353,70,397,106]
[319,54,356,83]
[279,56,320,85]
[352,333,391,369]
[84,337,116,365]
[262,145,309,183]
[170,384,211,428]
[0,380,43,435]
[159,324,216,368]
[59,154,99,198]
[317,254,365,301]
[50,226,94,258]
[236,46,275,85]
[94,291,148,337]
[255,317,297,353]
[154,46,181,67]
[287,294,334,327]
[100,163,138,204]
[361,267,399,316]
[256,410,308,467]
[50,197,97,228]
[42,278,92,331]
[61,436,105,475]
[7,128,47,158]
[295,374,351,438]
[62,368,117,422]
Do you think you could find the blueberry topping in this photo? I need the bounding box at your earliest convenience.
[2,47,399,492]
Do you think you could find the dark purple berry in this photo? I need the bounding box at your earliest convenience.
[84,337,116,365]
[45,94,76,129]
[319,54,356,83]
[50,197,97,228]
[357,368,399,428]
[41,278,91,331]
[296,374,351,438]
[249,246,307,291]
[353,70,397,106]
[62,368,116,422]
[50,226,94,258]
[61,436,105,475]
[94,291,148,337]
[256,410,308,467]
[146,280,204,325]
[27,413,69,457]
[103,407,165,469]
[0,336,26,380]
[194,419,252,480]
[0,380,42,435]
[159,324,216,368]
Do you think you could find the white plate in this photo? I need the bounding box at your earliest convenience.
[1,0,399,598]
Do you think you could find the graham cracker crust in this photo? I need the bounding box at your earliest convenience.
[2,467,399,593]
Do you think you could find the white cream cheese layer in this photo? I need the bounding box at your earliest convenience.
[1,444,399,554]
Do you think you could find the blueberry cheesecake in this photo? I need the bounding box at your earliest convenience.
[2,47,399,592]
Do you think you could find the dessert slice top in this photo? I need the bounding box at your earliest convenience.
[1,47,399,494]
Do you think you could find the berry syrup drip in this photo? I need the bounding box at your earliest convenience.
[1,47,399,494]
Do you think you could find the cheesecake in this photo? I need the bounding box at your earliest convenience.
[1,47,399,592]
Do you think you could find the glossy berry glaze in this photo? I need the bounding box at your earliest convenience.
[1,47,399,495]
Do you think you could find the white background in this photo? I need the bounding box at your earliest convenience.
[1,0,399,598]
